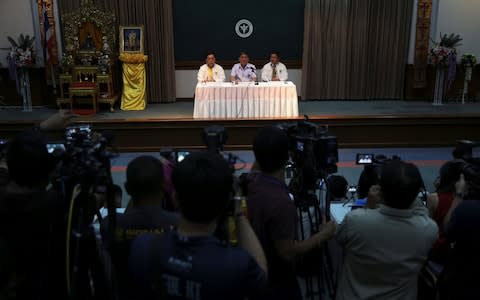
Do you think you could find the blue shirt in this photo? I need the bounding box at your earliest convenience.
[231,63,257,82]
[129,230,267,300]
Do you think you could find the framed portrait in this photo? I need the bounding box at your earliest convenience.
[119,25,144,54]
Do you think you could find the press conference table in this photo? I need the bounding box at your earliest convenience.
[193,81,299,119]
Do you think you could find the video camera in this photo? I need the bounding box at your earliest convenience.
[47,124,117,299]
[280,117,338,179]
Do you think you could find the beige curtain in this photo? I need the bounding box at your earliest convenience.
[58,0,176,103]
[302,0,413,100]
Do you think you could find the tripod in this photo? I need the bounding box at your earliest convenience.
[291,172,336,300]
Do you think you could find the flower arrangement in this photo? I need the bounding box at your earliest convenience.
[461,54,477,67]
[7,34,36,68]
[429,33,462,67]
[430,46,455,67]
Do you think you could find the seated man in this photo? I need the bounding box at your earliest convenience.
[335,160,438,300]
[247,126,336,300]
[197,52,226,83]
[261,52,288,82]
[230,51,257,82]
[129,152,267,299]
[101,155,179,299]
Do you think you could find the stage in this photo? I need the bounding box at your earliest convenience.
[1,100,480,151]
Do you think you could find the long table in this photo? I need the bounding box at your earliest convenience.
[193,81,299,119]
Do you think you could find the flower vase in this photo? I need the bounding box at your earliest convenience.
[462,65,473,104]
[19,68,32,112]
[433,67,446,106]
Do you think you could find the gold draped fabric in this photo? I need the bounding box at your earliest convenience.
[120,54,148,111]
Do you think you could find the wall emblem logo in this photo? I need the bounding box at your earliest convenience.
[235,19,254,38]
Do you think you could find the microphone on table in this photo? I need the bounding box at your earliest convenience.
[248,66,259,85]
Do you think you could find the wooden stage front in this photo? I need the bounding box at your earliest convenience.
[1,100,480,151]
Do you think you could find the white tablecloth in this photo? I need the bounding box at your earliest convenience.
[193,81,299,119]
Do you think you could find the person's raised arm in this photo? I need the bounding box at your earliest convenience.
[236,215,268,274]
[274,220,336,262]
[443,174,466,231]
[426,193,439,218]
[39,110,75,131]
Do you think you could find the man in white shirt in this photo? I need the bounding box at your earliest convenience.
[335,160,438,300]
[261,52,288,82]
[230,52,257,83]
[197,52,225,83]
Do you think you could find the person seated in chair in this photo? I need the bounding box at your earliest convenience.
[197,52,226,83]
[230,52,257,83]
[261,52,288,82]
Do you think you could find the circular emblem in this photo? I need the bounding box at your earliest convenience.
[235,19,254,38]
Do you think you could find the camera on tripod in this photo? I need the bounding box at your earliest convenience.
[280,118,338,178]
[48,124,118,299]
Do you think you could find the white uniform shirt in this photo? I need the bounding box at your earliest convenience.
[261,62,288,82]
[231,63,257,82]
[197,64,226,82]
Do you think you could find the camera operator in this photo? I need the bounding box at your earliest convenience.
[129,151,267,299]
[439,161,480,299]
[247,126,336,300]
[101,155,179,299]
[335,160,438,299]
[0,130,66,299]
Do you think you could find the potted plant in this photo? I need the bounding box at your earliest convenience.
[7,34,36,111]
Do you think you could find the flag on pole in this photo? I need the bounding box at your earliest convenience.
[43,1,57,65]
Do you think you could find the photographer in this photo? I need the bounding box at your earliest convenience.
[129,151,267,299]
[0,130,66,299]
[439,161,480,299]
[247,126,336,300]
[335,160,438,300]
[101,155,179,299]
